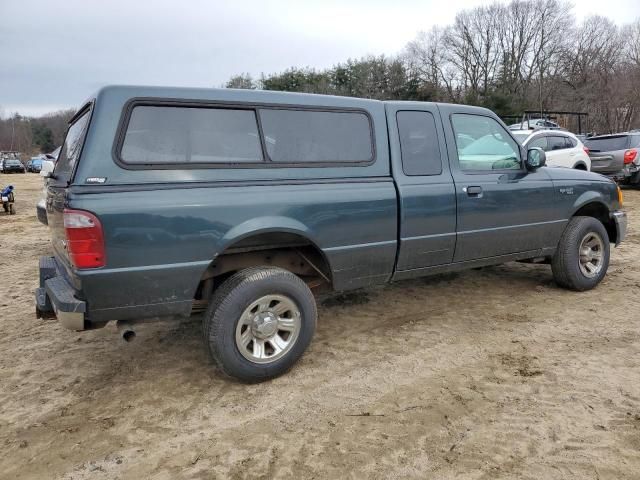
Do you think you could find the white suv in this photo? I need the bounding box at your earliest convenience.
[509,118,560,130]
[512,130,591,170]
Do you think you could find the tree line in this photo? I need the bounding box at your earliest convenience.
[2,0,639,156]
[0,109,75,155]
[228,0,640,134]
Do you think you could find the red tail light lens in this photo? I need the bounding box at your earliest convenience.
[624,148,637,164]
[583,146,590,155]
[63,209,105,269]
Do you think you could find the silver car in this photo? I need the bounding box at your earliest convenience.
[584,133,640,185]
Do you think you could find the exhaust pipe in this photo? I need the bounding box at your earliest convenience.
[116,320,136,342]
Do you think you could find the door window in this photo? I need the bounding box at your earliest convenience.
[528,135,547,151]
[451,114,521,171]
[397,111,442,176]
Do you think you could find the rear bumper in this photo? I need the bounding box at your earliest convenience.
[35,256,86,331]
[598,164,640,183]
[612,210,627,246]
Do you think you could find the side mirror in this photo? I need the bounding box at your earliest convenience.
[40,160,54,177]
[525,147,546,171]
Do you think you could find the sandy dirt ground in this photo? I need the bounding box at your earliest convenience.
[0,173,639,480]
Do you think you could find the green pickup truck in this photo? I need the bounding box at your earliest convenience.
[36,86,627,382]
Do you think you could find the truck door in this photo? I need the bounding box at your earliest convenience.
[439,105,561,262]
[386,103,457,275]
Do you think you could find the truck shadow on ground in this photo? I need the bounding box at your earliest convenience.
[68,262,556,392]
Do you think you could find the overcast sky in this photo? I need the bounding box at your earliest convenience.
[1,0,639,117]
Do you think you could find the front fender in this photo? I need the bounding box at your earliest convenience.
[570,190,610,217]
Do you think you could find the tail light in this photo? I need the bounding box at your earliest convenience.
[63,209,105,269]
[583,146,590,155]
[624,148,637,164]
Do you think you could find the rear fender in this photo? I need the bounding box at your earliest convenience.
[218,216,320,253]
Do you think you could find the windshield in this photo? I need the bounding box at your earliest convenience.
[6,160,22,166]
[53,107,91,181]
[584,135,629,152]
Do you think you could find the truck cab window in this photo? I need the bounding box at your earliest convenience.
[451,114,521,171]
[397,111,442,176]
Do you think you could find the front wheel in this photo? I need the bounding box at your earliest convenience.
[552,216,610,291]
[203,267,317,382]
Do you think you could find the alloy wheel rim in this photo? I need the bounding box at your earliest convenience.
[235,294,301,364]
[578,232,604,278]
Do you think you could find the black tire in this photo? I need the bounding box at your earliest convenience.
[9,204,15,215]
[551,216,610,291]
[203,266,317,382]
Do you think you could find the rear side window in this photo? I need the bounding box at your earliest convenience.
[548,136,568,151]
[259,109,373,163]
[54,107,91,179]
[566,136,577,148]
[121,106,263,164]
[396,111,442,176]
[584,135,630,152]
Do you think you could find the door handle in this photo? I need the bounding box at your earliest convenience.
[464,186,483,197]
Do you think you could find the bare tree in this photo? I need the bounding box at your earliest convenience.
[405,26,457,100]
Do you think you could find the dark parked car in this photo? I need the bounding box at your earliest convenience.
[36,86,627,382]
[584,133,640,184]
[1,159,26,173]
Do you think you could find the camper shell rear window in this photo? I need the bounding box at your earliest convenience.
[54,105,92,181]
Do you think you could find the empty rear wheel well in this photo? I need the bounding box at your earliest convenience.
[573,203,616,243]
[192,232,332,310]
[573,163,587,170]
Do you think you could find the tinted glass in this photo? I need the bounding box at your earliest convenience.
[259,109,372,163]
[632,135,640,147]
[566,136,577,148]
[121,106,262,164]
[452,114,521,171]
[528,135,547,150]
[548,136,567,151]
[54,108,91,179]
[397,111,442,176]
[584,135,630,152]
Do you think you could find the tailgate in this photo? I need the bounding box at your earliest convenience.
[589,153,624,174]
[46,184,72,266]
